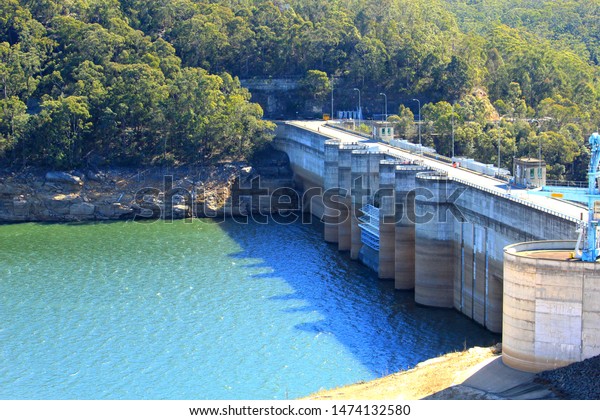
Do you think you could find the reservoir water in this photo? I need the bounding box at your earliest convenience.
[0,218,498,399]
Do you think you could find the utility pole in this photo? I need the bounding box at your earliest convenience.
[412,98,421,155]
[451,102,455,160]
[532,119,541,186]
[354,88,361,129]
[497,130,502,176]
[330,76,334,119]
[379,92,387,121]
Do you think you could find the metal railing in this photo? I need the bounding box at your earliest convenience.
[450,177,582,224]
[545,180,587,188]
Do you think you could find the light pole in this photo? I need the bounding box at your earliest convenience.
[531,119,541,186]
[451,102,455,160]
[497,125,501,176]
[412,98,421,155]
[353,88,361,129]
[330,76,334,119]
[379,92,387,121]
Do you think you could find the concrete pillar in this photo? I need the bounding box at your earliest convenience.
[337,145,360,251]
[394,165,427,289]
[350,206,362,260]
[414,172,458,307]
[323,141,341,243]
[485,229,506,334]
[473,225,487,325]
[378,160,397,279]
[350,152,369,260]
[461,222,475,317]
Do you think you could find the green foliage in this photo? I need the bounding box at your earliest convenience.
[28,95,91,168]
[0,0,274,168]
[0,96,28,156]
[390,105,415,139]
[300,70,331,100]
[1,0,599,179]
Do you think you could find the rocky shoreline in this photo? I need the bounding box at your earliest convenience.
[0,149,297,223]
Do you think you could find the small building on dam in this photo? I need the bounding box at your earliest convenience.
[272,121,600,373]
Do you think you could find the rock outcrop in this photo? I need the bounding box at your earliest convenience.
[0,149,296,223]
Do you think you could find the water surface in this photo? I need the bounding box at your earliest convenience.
[0,218,498,399]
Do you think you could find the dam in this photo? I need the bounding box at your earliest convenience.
[273,120,600,372]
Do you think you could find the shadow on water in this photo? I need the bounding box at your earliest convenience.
[0,216,499,399]
[219,214,499,378]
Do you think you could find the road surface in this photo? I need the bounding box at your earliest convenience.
[289,120,587,222]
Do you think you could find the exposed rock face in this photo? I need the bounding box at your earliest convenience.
[45,171,83,186]
[0,151,296,223]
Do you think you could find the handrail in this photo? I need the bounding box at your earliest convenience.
[545,180,587,188]
[450,177,581,224]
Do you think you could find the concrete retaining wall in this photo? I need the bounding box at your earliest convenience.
[274,122,583,339]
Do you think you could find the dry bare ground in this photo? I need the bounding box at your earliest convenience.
[304,345,501,400]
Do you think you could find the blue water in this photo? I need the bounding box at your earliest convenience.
[0,218,498,399]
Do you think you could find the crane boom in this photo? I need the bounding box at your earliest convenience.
[581,133,600,261]
[528,133,600,261]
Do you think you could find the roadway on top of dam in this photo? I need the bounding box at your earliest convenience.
[288,120,587,223]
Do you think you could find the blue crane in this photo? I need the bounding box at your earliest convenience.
[529,133,600,261]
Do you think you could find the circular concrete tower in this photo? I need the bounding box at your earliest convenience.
[503,240,600,372]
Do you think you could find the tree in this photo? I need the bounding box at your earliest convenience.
[0,96,27,157]
[537,95,580,130]
[391,105,416,139]
[300,69,330,100]
[164,68,274,164]
[519,130,580,180]
[104,63,168,161]
[29,95,91,167]
[441,55,473,99]
[423,101,454,155]
[0,42,39,99]
[473,124,516,167]
[349,36,388,87]
[454,122,481,157]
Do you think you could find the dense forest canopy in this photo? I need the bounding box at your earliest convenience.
[1,0,599,179]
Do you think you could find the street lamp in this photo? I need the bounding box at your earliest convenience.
[379,92,387,121]
[531,119,542,186]
[497,125,501,177]
[451,102,455,160]
[353,88,361,128]
[330,76,334,120]
[412,98,422,155]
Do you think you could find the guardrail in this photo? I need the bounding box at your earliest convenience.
[546,180,587,188]
[324,121,371,139]
[450,177,582,224]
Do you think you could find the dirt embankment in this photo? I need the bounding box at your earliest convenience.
[305,346,501,400]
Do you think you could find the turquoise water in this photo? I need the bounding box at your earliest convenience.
[0,218,498,399]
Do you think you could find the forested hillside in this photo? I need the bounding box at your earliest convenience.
[1,0,599,179]
[0,0,275,168]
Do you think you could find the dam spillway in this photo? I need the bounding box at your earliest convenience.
[273,121,583,337]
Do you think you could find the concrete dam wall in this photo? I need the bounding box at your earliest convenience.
[273,122,579,334]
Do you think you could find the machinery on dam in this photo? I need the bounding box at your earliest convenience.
[529,132,600,262]
[502,133,600,372]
